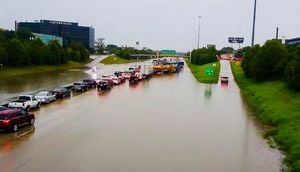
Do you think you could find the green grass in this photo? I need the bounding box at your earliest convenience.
[0,60,89,78]
[186,60,220,84]
[100,55,142,65]
[230,61,300,171]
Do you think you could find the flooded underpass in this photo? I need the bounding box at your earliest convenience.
[0,60,283,172]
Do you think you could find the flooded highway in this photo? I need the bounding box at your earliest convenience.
[0,60,283,172]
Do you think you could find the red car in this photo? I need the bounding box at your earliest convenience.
[0,107,35,132]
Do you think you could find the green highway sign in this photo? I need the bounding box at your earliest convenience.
[205,66,214,77]
[160,50,176,55]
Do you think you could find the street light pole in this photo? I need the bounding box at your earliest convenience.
[197,16,201,49]
[251,0,257,47]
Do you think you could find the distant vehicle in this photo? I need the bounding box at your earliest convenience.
[0,108,35,132]
[129,74,139,84]
[140,65,153,78]
[83,79,97,88]
[91,66,98,72]
[50,87,71,98]
[35,91,56,104]
[221,76,229,83]
[114,71,123,77]
[8,95,41,111]
[73,82,89,92]
[122,72,132,79]
[97,80,112,91]
[101,75,114,86]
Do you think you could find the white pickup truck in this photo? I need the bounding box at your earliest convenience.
[8,95,41,111]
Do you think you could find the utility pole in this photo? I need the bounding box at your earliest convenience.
[276,27,279,40]
[251,0,257,47]
[197,16,201,49]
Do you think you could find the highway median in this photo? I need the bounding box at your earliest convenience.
[186,60,220,84]
[100,55,143,65]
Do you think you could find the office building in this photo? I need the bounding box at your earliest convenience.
[16,20,94,51]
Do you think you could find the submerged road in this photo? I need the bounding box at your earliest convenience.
[0,60,282,172]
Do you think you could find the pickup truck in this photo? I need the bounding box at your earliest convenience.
[8,95,41,111]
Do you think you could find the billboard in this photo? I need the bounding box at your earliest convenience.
[228,37,244,43]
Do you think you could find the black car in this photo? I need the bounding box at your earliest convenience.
[83,79,97,88]
[50,87,71,98]
[72,82,88,92]
[97,80,112,91]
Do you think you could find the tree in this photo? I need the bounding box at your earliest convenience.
[252,40,289,81]
[5,39,27,66]
[191,47,218,65]
[68,42,90,62]
[285,45,300,90]
[95,38,105,54]
[16,28,34,41]
[0,45,7,65]
[241,45,260,78]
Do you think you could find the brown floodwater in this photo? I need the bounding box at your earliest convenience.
[0,60,283,172]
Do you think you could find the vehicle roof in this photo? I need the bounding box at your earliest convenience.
[37,91,50,93]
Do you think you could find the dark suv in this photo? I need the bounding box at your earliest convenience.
[83,79,97,88]
[0,107,35,132]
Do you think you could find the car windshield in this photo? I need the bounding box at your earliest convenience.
[53,88,63,92]
[36,92,48,96]
[0,106,8,111]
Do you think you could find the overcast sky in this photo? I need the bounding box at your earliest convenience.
[0,0,299,51]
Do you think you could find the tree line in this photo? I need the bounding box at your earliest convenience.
[190,47,218,65]
[239,40,300,91]
[94,38,155,60]
[0,28,90,66]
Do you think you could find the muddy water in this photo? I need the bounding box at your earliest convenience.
[0,60,282,172]
[0,69,89,103]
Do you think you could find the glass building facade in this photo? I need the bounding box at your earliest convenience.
[16,20,95,51]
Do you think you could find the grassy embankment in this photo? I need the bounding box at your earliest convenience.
[0,60,90,78]
[230,61,300,171]
[100,55,143,65]
[186,60,220,84]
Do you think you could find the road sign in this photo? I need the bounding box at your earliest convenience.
[205,67,214,77]
[160,50,176,55]
[228,37,244,43]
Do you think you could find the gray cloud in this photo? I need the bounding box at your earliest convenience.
[0,0,299,51]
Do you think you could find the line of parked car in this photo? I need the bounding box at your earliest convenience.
[0,59,185,133]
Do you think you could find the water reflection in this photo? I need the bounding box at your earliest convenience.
[0,69,88,103]
[204,85,212,99]
[0,126,35,156]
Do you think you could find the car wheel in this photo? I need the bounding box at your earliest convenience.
[12,124,18,132]
[29,118,35,125]
[63,94,65,98]
[26,106,30,111]
[37,103,41,108]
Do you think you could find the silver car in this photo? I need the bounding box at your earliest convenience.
[35,91,56,104]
